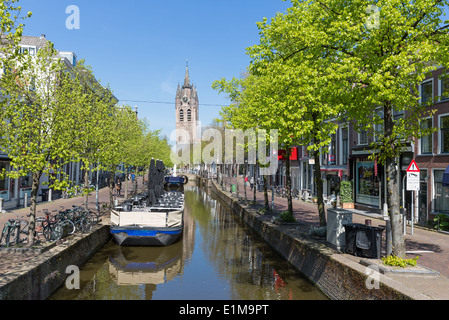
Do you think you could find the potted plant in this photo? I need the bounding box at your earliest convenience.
[340,180,354,209]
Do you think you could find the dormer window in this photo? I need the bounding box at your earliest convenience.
[20,46,37,56]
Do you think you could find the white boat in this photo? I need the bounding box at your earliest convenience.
[110,160,186,246]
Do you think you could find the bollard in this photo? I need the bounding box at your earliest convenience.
[0,197,3,213]
[24,193,28,208]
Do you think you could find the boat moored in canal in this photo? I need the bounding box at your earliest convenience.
[110,160,187,246]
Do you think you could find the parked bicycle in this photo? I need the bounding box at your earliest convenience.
[0,215,29,247]
[57,205,96,234]
[292,189,300,200]
[32,209,66,242]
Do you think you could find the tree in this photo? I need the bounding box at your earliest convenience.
[0,0,31,57]
[0,41,85,244]
[213,75,278,211]
[267,0,449,257]
[56,60,119,207]
[213,51,341,226]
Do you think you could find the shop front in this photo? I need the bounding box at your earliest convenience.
[354,160,381,210]
[0,160,10,201]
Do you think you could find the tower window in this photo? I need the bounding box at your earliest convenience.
[187,109,191,122]
[180,109,184,122]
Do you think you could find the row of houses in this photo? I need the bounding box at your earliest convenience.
[0,35,118,211]
[272,67,449,224]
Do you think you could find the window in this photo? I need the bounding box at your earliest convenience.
[439,114,449,153]
[179,109,184,122]
[187,109,191,122]
[439,75,449,101]
[341,127,349,165]
[420,80,433,106]
[434,170,449,213]
[358,129,368,145]
[373,108,383,142]
[329,134,336,165]
[0,162,9,191]
[393,108,404,121]
[420,118,433,154]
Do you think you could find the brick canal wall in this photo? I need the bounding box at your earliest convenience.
[0,223,111,300]
[0,175,427,300]
[203,177,428,300]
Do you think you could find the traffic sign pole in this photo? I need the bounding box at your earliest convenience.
[406,160,420,236]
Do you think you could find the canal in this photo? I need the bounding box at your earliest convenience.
[49,185,328,300]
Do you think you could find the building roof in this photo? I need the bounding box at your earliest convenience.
[19,35,48,48]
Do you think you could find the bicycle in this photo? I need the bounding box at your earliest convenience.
[59,205,94,234]
[0,215,29,247]
[292,189,300,200]
[33,209,74,242]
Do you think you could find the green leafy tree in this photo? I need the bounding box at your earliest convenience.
[0,0,31,57]
[266,0,449,256]
[0,41,85,244]
[56,60,118,206]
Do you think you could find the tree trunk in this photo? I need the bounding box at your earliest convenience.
[84,170,89,208]
[27,171,41,245]
[286,151,293,215]
[244,164,247,200]
[124,168,129,199]
[253,164,257,203]
[384,103,406,258]
[109,170,115,209]
[134,172,138,197]
[263,175,269,211]
[236,163,239,198]
[313,149,326,226]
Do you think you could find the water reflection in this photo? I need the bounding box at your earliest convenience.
[109,243,183,286]
[49,185,327,300]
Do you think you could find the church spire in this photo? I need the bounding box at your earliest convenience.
[183,59,191,88]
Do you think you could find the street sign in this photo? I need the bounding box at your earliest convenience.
[406,159,420,173]
[407,172,420,191]
[406,160,420,191]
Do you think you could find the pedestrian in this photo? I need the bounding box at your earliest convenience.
[245,175,249,188]
[131,173,136,182]
[116,177,122,196]
[250,177,254,190]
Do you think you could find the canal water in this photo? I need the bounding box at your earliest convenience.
[49,185,328,300]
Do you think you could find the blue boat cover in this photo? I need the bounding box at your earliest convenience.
[110,229,182,236]
[165,176,185,184]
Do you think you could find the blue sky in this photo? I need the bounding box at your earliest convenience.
[16,0,291,141]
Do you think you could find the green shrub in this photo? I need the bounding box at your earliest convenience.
[308,226,327,238]
[279,211,296,223]
[434,214,449,231]
[340,180,353,203]
[381,255,419,268]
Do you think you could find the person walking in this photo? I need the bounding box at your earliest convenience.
[116,177,122,197]
[250,177,254,190]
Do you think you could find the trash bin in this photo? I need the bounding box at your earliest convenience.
[326,209,353,251]
[344,223,384,259]
[231,184,236,193]
[41,189,48,202]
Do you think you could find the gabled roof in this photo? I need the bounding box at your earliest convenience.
[19,35,48,48]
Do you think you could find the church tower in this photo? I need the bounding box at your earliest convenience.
[175,62,199,145]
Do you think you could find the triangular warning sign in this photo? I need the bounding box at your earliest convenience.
[407,159,420,172]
